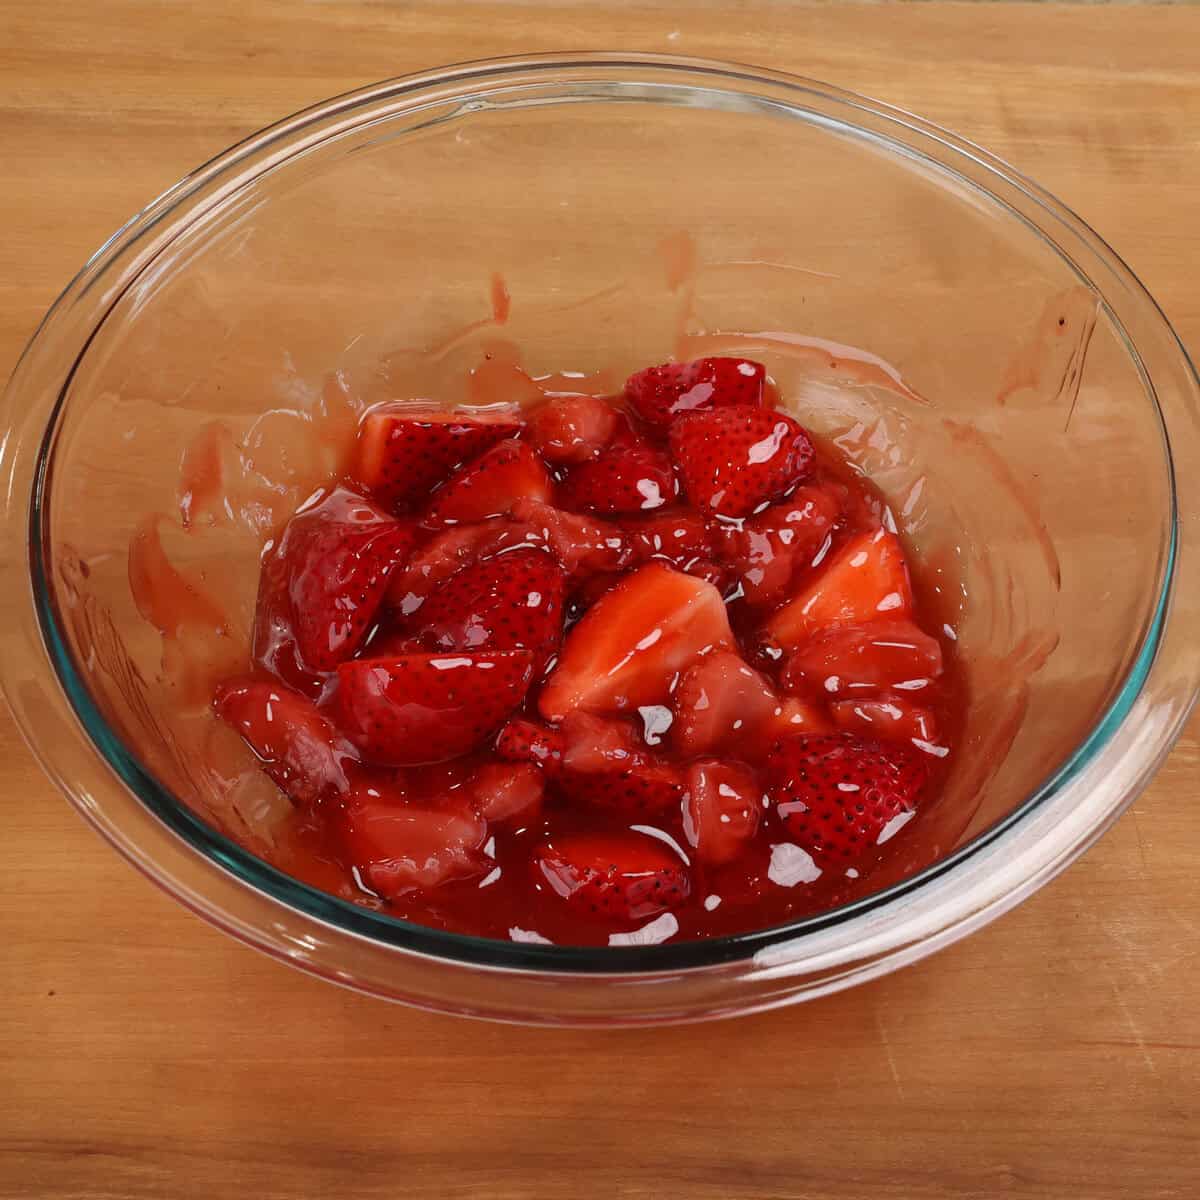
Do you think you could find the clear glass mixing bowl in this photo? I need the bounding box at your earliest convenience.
[2,54,1198,1025]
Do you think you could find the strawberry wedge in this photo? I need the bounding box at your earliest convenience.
[335,650,534,765]
[353,403,522,510]
[625,356,766,427]
[424,439,554,526]
[539,563,734,720]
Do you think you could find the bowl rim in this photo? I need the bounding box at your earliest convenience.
[6,51,1199,977]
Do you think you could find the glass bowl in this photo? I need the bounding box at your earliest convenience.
[2,54,1198,1026]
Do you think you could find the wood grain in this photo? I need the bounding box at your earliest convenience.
[2,3,1199,1197]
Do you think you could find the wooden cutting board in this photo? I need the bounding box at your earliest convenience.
[1,3,1197,1197]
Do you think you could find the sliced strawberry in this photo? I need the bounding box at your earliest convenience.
[559,711,643,773]
[765,528,914,651]
[495,718,566,772]
[831,695,940,745]
[766,734,929,862]
[335,650,534,766]
[625,357,766,426]
[528,394,619,464]
[621,509,714,571]
[424,439,554,526]
[353,404,521,510]
[338,789,489,898]
[534,832,691,921]
[781,619,943,698]
[510,498,633,580]
[540,563,735,720]
[565,761,687,816]
[671,650,781,759]
[214,678,356,807]
[559,439,676,515]
[711,485,841,607]
[386,518,530,614]
[469,762,545,824]
[669,405,815,517]
[683,760,764,866]
[408,546,566,676]
[253,486,414,688]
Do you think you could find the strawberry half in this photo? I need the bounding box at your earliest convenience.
[214,677,356,807]
[510,498,633,581]
[767,733,929,862]
[424,439,554,526]
[469,761,545,824]
[625,356,766,427]
[534,832,691,921]
[831,695,940,746]
[253,485,414,689]
[683,760,764,866]
[335,650,534,766]
[540,563,734,721]
[495,718,566,772]
[564,761,687,816]
[408,546,567,676]
[528,394,619,464]
[671,650,783,761]
[764,528,914,652]
[337,788,489,898]
[669,405,815,517]
[621,508,714,572]
[780,619,943,698]
[353,403,521,510]
[711,485,841,608]
[559,439,676,515]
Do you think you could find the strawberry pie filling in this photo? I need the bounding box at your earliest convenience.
[214,356,959,946]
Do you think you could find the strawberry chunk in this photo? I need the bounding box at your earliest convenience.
[540,563,735,721]
[564,762,687,816]
[424,439,554,526]
[671,650,781,759]
[534,832,691,921]
[559,439,676,515]
[711,486,841,608]
[559,712,643,773]
[528,394,619,464]
[621,509,714,572]
[469,762,545,824]
[253,486,414,688]
[683,761,764,866]
[214,678,356,807]
[669,405,815,517]
[338,790,489,898]
[335,650,534,766]
[407,546,567,677]
[353,404,521,509]
[767,734,929,862]
[495,718,566,772]
[765,528,914,652]
[625,357,766,426]
[510,498,633,581]
[780,619,943,698]
[831,695,941,745]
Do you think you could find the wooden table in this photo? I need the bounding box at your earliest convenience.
[2,3,1198,1197]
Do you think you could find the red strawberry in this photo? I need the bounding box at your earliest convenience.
[683,760,764,866]
[338,788,489,898]
[765,528,914,652]
[528,394,619,464]
[621,509,714,571]
[540,563,734,721]
[564,761,687,816]
[214,678,356,807]
[568,570,630,613]
[424,439,554,526]
[469,762,545,824]
[711,485,841,607]
[495,718,566,772]
[353,403,521,509]
[625,357,766,426]
[766,734,930,862]
[334,650,534,766]
[510,498,633,580]
[386,518,531,614]
[253,486,414,689]
[534,832,691,920]
[831,695,941,746]
[559,439,676,515]
[669,405,815,517]
[559,711,643,773]
[408,546,567,676]
[780,619,943,698]
[671,650,782,760]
